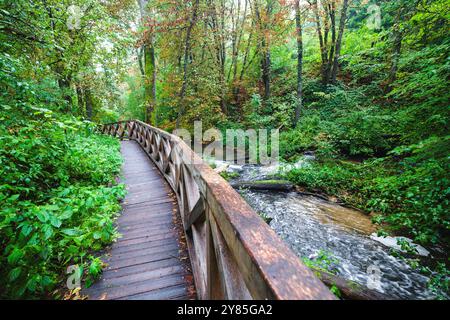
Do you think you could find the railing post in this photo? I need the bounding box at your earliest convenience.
[206,209,223,300]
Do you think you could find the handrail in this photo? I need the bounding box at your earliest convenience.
[101,120,335,300]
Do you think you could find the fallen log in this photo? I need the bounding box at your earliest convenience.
[314,269,393,300]
[231,180,295,192]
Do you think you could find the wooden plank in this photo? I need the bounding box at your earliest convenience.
[84,140,195,300]
[184,196,205,231]
[87,265,186,292]
[118,222,174,233]
[88,274,188,300]
[121,285,189,300]
[102,258,181,279]
[115,232,175,247]
[110,238,177,256]
[117,216,173,227]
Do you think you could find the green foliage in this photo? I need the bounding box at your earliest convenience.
[280,98,398,160]
[278,3,450,254]
[329,285,342,299]
[422,263,450,300]
[0,115,125,298]
[0,183,124,298]
[302,251,342,299]
[219,171,240,181]
[0,52,125,297]
[257,211,273,225]
[302,250,340,275]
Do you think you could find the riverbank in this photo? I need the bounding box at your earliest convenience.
[212,160,449,299]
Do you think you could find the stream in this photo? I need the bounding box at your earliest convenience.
[210,157,443,300]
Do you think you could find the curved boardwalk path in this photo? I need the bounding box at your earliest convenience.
[84,140,195,300]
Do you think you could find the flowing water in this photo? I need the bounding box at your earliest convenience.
[212,159,442,300]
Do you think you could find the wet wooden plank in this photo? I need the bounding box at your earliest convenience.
[83,140,195,300]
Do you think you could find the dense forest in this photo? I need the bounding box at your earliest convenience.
[0,0,448,299]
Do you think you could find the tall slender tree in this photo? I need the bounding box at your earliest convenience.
[138,0,157,124]
[330,0,349,84]
[294,0,303,126]
[176,0,200,128]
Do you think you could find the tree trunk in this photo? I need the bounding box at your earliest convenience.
[325,2,336,84]
[176,0,200,129]
[85,89,93,121]
[261,47,271,101]
[57,76,73,112]
[138,0,157,125]
[253,0,271,101]
[137,47,145,78]
[330,0,349,84]
[387,10,403,90]
[294,0,303,126]
[144,43,156,124]
[231,180,295,192]
[76,85,85,117]
[311,0,328,83]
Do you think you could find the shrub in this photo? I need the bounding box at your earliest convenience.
[0,115,125,298]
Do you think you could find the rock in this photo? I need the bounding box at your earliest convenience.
[308,253,319,260]
[227,164,244,173]
[303,151,316,161]
[370,234,430,257]
[214,163,229,174]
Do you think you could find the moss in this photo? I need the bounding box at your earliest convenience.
[250,179,292,185]
[219,171,240,181]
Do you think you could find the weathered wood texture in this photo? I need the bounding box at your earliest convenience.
[83,140,195,300]
[101,120,335,300]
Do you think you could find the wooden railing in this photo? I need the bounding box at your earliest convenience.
[102,120,335,300]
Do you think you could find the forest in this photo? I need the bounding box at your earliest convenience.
[0,0,449,299]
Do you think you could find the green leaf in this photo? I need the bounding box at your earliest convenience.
[20,224,33,237]
[92,231,102,240]
[42,225,53,240]
[7,248,24,264]
[8,267,22,282]
[49,215,62,228]
[8,194,20,201]
[36,211,49,223]
[89,259,103,277]
[61,228,78,236]
[60,208,73,220]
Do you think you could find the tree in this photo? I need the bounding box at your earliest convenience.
[308,0,349,85]
[330,0,349,84]
[252,0,273,101]
[294,0,303,126]
[138,0,157,124]
[176,0,200,128]
[386,0,420,90]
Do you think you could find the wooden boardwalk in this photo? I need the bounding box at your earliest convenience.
[84,140,195,300]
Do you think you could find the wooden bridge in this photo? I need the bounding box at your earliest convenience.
[85,120,334,300]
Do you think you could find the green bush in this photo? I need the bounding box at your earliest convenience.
[0,115,125,298]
